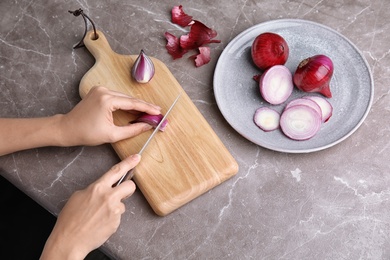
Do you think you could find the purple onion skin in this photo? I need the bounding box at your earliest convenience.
[293,54,333,98]
[251,32,289,71]
[132,113,168,131]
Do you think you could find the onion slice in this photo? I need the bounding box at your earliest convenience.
[259,65,293,105]
[285,98,322,121]
[280,105,322,140]
[132,113,168,131]
[303,96,333,122]
[253,107,280,132]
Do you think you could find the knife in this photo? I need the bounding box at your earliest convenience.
[115,93,181,186]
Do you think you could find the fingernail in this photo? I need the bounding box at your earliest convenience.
[143,124,153,131]
[130,154,141,161]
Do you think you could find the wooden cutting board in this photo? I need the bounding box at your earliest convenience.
[79,30,238,216]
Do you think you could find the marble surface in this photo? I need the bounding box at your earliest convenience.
[1,0,389,259]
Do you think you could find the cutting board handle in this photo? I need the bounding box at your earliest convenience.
[83,30,115,61]
[79,30,133,98]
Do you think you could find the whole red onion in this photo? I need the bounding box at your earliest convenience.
[293,55,333,98]
[251,32,289,71]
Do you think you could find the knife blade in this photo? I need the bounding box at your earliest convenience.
[115,93,181,186]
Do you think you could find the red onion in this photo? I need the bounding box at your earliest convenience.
[251,32,289,70]
[293,55,333,98]
[132,113,168,131]
[259,65,293,105]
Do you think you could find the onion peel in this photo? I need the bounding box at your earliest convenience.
[164,6,220,67]
[164,32,188,59]
[171,5,193,27]
[179,20,221,50]
[190,46,211,67]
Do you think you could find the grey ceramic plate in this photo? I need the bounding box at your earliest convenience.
[214,19,374,153]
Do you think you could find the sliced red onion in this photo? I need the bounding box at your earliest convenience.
[131,50,155,83]
[285,98,322,121]
[280,105,322,140]
[259,65,293,105]
[253,107,280,132]
[132,113,168,131]
[303,96,333,122]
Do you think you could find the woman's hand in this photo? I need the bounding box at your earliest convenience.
[0,86,161,155]
[40,154,141,260]
[60,86,161,146]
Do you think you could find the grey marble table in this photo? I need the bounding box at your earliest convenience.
[1,0,389,259]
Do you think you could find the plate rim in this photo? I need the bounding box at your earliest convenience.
[213,18,374,153]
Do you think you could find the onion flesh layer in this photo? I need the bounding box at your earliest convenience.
[260,65,293,105]
[280,105,322,140]
[253,107,280,132]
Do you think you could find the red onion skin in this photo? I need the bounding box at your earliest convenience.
[251,32,289,71]
[293,55,333,98]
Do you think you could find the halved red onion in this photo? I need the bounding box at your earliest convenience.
[253,107,280,132]
[280,105,322,140]
[132,113,168,131]
[259,65,293,105]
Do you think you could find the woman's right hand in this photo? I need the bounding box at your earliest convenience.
[40,154,141,260]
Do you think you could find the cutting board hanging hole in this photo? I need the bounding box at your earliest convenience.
[90,33,99,41]
[68,8,98,49]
